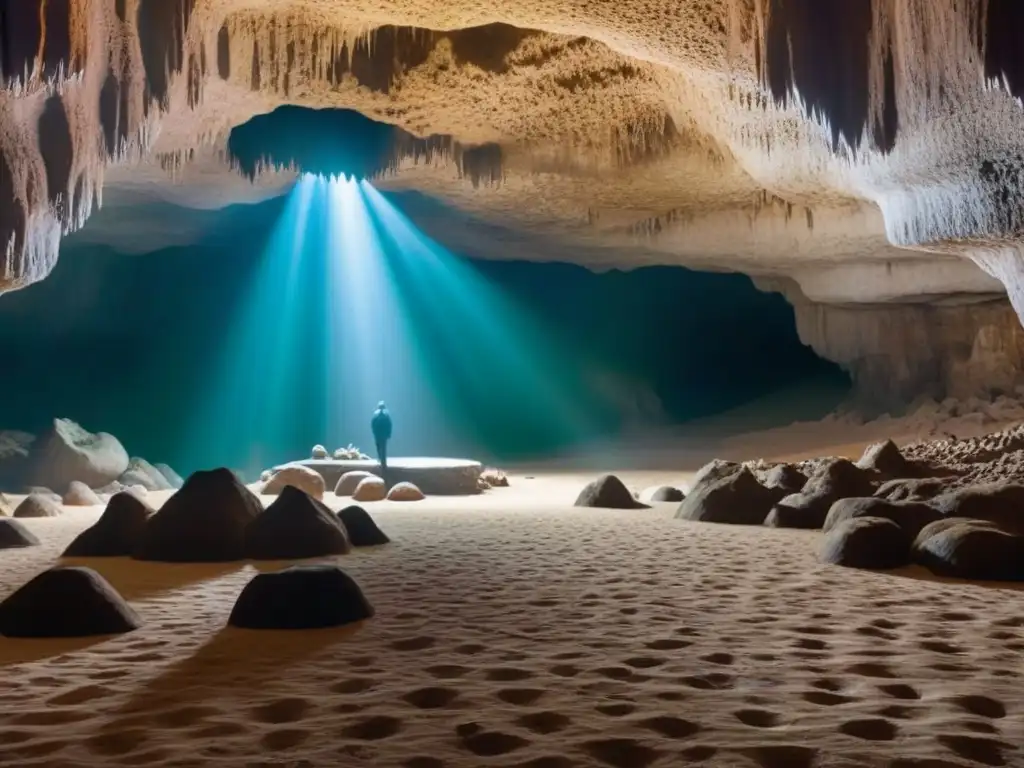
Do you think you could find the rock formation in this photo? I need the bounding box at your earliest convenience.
[386,482,424,502]
[575,474,648,510]
[6,2,1024,405]
[0,566,141,637]
[119,457,174,491]
[64,480,103,506]
[260,464,326,500]
[243,485,351,560]
[352,476,387,502]
[64,491,153,557]
[335,470,379,496]
[14,492,62,518]
[336,505,390,547]
[228,565,374,629]
[28,419,128,491]
[135,467,263,562]
[0,518,40,549]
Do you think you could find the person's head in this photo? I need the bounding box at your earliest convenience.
[377,400,386,409]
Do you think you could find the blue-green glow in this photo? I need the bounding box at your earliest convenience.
[186,174,616,476]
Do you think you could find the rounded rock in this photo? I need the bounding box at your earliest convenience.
[228,565,374,629]
[260,464,326,500]
[14,493,62,518]
[352,476,387,502]
[387,482,424,502]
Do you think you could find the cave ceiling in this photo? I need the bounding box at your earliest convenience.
[1,0,1023,310]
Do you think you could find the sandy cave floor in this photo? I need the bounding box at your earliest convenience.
[3,455,1024,768]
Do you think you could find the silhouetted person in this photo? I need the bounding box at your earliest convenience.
[371,401,392,472]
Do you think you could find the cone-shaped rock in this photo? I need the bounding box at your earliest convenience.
[244,485,351,560]
[676,467,785,525]
[64,481,102,506]
[14,492,61,518]
[337,505,390,546]
[135,467,263,562]
[0,566,141,637]
[64,492,153,557]
[228,565,374,629]
[575,474,648,509]
[857,439,912,477]
[0,518,39,549]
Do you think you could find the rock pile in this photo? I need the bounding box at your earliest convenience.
[674,423,1024,581]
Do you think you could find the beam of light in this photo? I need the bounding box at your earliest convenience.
[358,180,613,458]
[183,171,616,477]
[184,175,317,475]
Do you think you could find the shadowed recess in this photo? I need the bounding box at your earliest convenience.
[136,0,196,109]
[227,106,503,184]
[38,95,73,207]
[759,0,897,152]
[0,0,72,82]
[983,0,1024,99]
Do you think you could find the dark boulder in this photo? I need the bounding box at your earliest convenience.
[228,565,374,629]
[690,459,743,490]
[676,467,786,525]
[823,497,941,539]
[63,492,153,557]
[929,483,1024,533]
[134,467,263,562]
[244,485,351,560]
[575,474,648,509]
[762,464,807,493]
[856,439,913,477]
[914,519,1024,581]
[875,477,947,502]
[0,518,39,549]
[14,493,61,518]
[764,493,828,529]
[820,517,911,570]
[646,485,685,503]
[0,566,141,637]
[803,458,875,499]
[337,505,390,546]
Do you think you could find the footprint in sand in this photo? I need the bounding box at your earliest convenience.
[595,702,635,717]
[484,667,534,682]
[637,715,702,739]
[330,677,377,694]
[390,636,437,652]
[734,709,781,728]
[251,697,310,724]
[949,694,1006,719]
[403,686,461,709]
[516,710,572,735]
[496,688,545,706]
[456,723,528,757]
[839,718,898,741]
[47,684,113,706]
[154,704,222,728]
[262,728,310,751]
[937,734,1013,766]
[644,638,692,651]
[878,683,921,700]
[581,737,661,768]
[342,715,403,741]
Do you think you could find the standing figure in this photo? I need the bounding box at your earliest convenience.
[371,401,392,472]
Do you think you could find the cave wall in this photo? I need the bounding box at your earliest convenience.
[758,277,1024,410]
